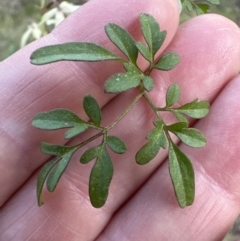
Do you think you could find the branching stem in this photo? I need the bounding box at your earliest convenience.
[106,92,144,130]
[73,91,143,150]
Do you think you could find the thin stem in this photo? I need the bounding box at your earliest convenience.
[143,92,161,119]
[72,92,143,150]
[106,92,144,130]
[144,62,155,76]
[73,131,104,149]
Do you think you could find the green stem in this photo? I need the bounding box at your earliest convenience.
[73,92,143,150]
[73,131,104,149]
[106,92,144,130]
[142,92,161,119]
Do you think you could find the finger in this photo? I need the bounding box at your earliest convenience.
[0,0,180,207]
[1,13,240,240]
[96,74,240,241]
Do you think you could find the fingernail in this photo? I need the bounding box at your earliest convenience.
[176,0,182,13]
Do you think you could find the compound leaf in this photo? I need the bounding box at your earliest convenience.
[89,146,113,208]
[154,52,180,71]
[106,135,127,154]
[139,13,166,57]
[104,72,142,93]
[30,42,122,65]
[32,109,89,139]
[37,159,58,206]
[105,23,138,64]
[174,100,210,118]
[166,83,181,107]
[83,95,101,127]
[169,142,195,208]
[46,148,76,192]
[136,119,167,165]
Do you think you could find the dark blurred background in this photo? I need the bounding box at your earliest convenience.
[0,0,240,61]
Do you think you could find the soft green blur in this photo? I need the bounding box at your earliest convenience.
[0,0,239,61]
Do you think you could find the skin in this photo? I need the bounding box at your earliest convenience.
[0,0,240,240]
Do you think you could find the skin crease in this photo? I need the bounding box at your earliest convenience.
[0,0,240,241]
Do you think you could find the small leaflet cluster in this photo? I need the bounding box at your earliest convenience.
[31,13,210,209]
[181,0,220,15]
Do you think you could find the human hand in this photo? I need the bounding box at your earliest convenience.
[0,0,240,240]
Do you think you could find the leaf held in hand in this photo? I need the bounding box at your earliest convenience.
[136,42,151,62]
[83,95,102,127]
[41,142,73,156]
[174,99,210,118]
[154,52,180,71]
[89,146,113,208]
[139,13,166,57]
[32,109,89,139]
[169,127,207,148]
[123,62,141,73]
[142,76,154,92]
[80,146,101,164]
[166,83,181,107]
[104,72,142,93]
[169,142,195,208]
[136,120,167,165]
[37,159,58,206]
[30,42,122,65]
[172,110,189,123]
[47,148,76,192]
[106,135,127,154]
[105,23,138,63]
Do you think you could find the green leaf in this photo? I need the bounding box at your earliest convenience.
[123,62,141,73]
[80,146,101,164]
[32,109,89,139]
[172,110,189,123]
[83,95,101,127]
[37,159,58,206]
[136,119,167,165]
[30,42,122,65]
[181,0,193,11]
[186,1,193,11]
[154,52,180,71]
[47,148,76,192]
[170,128,207,148]
[174,100,210,118]
[206,0,220,4]
[139,13,166,56]
[41,142,73,156]
[106,135,127,154]
[167,122,188,132]
[104,72,142,93]
[136,42,151,62]
[166,83,180,107]
[142,76,154,92]
[89,146,113,208]
[196,4,210,14]
[105,23,138,63]
[169,142,195,208]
